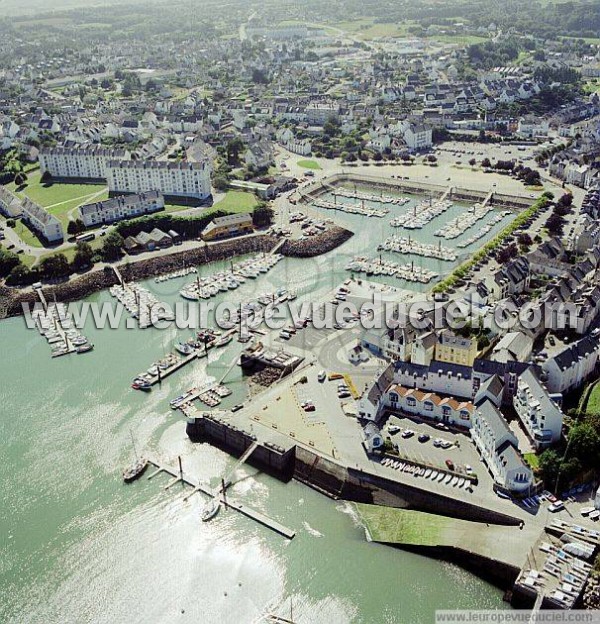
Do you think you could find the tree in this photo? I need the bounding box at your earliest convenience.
[67,219,85,236]
[40,253,70,280]
[568,422,600,469]
[72,242,94,270]
[6,263,32,285]
[101,231,124,261]
[0,248,21,277]
[252,203,274,228]
[481,157,491,168]
[213,175,230,191]
[226,138,245,166]
[539,449,561,487]
[14,171,28,187]
[469,158,476,167]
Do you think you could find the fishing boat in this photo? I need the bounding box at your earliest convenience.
[76,342,94,354]
[131,378,152,391]
[201,498,220,522]
[174,341,195,356]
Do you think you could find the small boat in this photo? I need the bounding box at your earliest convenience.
[201,498,220,522]
[444,474,452,484]
[214,335,233,348]
[76,343,94,354]
[436,472,445,482]
[174,341,195,356]
[123,458,148,483]
[132,380,152,391]
[451,476,459,487]
[430,471,438,480]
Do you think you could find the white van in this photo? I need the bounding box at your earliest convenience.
[318,370,326,383]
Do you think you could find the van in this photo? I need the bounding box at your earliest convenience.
[318,370,326,383]
[279,330,291,340]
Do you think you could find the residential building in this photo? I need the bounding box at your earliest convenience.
[0,186,22,218]
[513,368,564,448]
[491,331,533,363]
[435,330,478,367]
[471,399,533,493]
[78,190,164,227]
[20,197,64,242]
[39,145,129,181]
[106,159,212,201]
[541,334,600,394]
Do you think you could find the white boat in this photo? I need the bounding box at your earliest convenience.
[444,474,452,484]
[201,498,220,522]
[436,472,444,482]
[451,476,459,487]
[424,469,432,478]
[430,471,438,480]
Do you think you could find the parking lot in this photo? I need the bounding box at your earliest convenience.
[382,412,489,484]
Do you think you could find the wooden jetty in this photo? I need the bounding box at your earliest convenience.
[145,456,295,539]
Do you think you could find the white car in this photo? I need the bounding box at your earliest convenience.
[317,370,326,383]
[388,425,401,435]
[401,429,414,439]
[549,501,565,513]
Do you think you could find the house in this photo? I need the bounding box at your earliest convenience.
[202,213,254,241]
[244,140,274,170]
[491,332,534,363]
[486,257,530,300]
[402,122,432,152]
[386,384,474,428]
[133,228,173,251]
[362,422,384,454]
[411,331,438,366]
[79,191,164,227]
[435,330,478,367]
[513,368,564,448]
[471,398,533,493]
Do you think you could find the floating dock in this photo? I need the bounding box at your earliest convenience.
[145,456,296,539]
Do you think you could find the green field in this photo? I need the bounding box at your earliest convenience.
[356,504,445,544]
[431,34,488,45]
[210,190,259,213]
[524,453,540,470]
[297,159,322,170]
[586,383,600,415]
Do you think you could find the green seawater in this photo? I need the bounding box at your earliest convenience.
[0,196,510,623]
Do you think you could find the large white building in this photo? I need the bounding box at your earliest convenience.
[39,145,129,181]
[106,160,212,201]
[401,122,433,152]
[513,368,563,448]
[542,334,600,394]
[21,197,64,243]
[79,190,165,228]
[471,399,533,494]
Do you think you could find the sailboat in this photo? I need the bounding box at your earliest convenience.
[122,430,148,483]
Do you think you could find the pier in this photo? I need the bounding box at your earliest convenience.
[145,456,296,539]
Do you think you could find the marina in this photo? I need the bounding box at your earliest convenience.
[332,186,410,206]
[109,282,174,328]
[30,293,93,358]
[179,253,284,301]
[154,266,197,283]
[390,198,453,229]
[377,236,457,262]
[434,203,495,239]
[310,197,389,218]
[345,256,439,284]
[456,210,514,248]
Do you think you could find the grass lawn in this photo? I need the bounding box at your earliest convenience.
[297,159,322,170]
[586,383,600,415]
[211,190,259,213]
[524,453,540,470]
[431,34,488,45]
[356,504,444,544]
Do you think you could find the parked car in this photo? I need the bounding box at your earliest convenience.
[388,425,401,435]
[318,370,326,383]
[418,433,430,443]
[445,459,454,470]
[549,501,565,513]
[401,429,414,439]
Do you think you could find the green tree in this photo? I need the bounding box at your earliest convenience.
[226,138,245,166]
[101,231,124,261]
[6,263,31,285]
[252,203,274,228]
[72,242,94,270]
[67,219,86,236]
[40,253,70,280]
[0,248,21,277]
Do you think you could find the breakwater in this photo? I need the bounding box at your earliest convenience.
[0,226,353,318]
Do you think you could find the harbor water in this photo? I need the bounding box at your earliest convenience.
[0,194,511,623]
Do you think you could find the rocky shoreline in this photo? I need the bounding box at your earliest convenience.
[0,226,353,319]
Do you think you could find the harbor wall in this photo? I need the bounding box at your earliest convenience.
[186,415,520,527]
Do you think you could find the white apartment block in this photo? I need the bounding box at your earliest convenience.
[39,145,129,181]
[401,122,433,152]
[106,160,212,200]
[471,399,533,494]
[542,334,600,394]
[0,186,23,218]
[513,368,563,448]
[79,190,165,227]
[21,197,64,243]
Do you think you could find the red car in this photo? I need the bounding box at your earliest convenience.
[445,459,455,471]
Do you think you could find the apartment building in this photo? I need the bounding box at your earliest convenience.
[106,159,212,200]
[21,197,64,243]
[513,368,564,448]
[78,190,164,227]
[39,145,129,181]
[0,186,23,218]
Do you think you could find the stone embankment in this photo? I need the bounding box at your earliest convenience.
[0,227,353,318]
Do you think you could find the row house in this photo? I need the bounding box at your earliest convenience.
[542,334,600,394]
[20,197,64,243]
[79,190,164,228]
